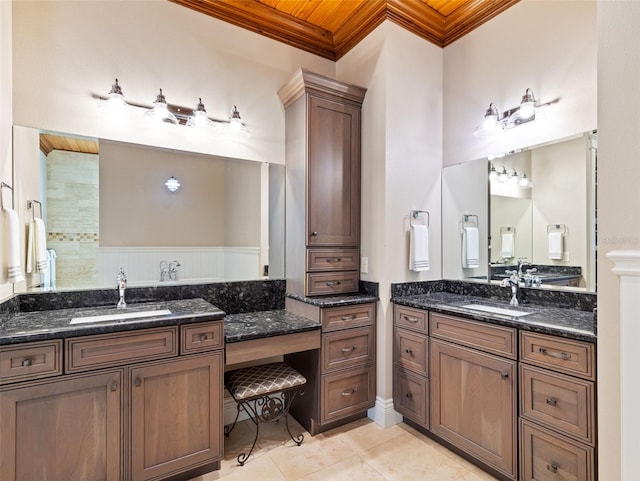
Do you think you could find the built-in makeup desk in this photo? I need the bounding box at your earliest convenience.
[223,310,321,366]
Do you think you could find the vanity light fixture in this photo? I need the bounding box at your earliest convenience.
[96,79,250,134]
[474,88,555,136]
[145,89,179,124]
[489,163,498,181]
[519,172,532,188]
[498,166,508,183]
[165,176,180,192]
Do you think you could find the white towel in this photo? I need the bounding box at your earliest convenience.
[2,208,25,284]
[409,224,430,271]
[500,232,514,258]
[548,231,564,260]
[462,226,480,268]
[27,217,49,274]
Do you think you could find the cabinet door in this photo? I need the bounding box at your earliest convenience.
[129,352,223,481]
[430,339,517,479]
[0,370,122,481]
[307,96,360,246]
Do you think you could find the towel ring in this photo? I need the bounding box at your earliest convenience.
[462,214,478,228]
[500,226,515,235]
[546,223,567,235]
[27,200,43,220]
[1,181,13,210]
[410,210,429,228]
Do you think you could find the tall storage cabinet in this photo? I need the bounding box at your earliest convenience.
[278,69,366,297]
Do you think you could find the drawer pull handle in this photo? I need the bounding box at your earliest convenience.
[341,346,356,353]
[134,377,142,388]
[326,281,342,287]
[405,393,413,399]
[311,231,318,237]
[341,388,357,397]
[403,315,419,323]
[22,358,33,367]
[547,463,559,473]
[199,333,209,341]
[110,382,118,392]
[538,347,571,360]
[405,348,413,355]
[341,314,356,320]
[501,372,509,379]
[546,397,558,406]
[326,258,342,263]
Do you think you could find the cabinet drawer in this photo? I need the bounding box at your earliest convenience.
[430,313,517,359]
[394,305,428,333]
[66,327,178,373]
[307,248,359,272]
[322,326,374,373]
[395,328,428,376]
[0,340,62,385]
[520,419,594,481]
[322,303,375,331]
[180,321,224,355]
[394,368,429,428]
[520,364,595,444]
[306,272,359,296]
[520,331,595,380]
[321,364,375,424]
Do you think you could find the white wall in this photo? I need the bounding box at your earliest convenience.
[338,21,443,422]
[0,1,14,300]
[597,2,640,479]
[11,0,335,165]
[443,0,597,166]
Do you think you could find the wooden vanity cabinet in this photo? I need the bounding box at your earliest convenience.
[279,69,366,297]
[393,305,430,429]
[0,320,224,481]
[519,331,596,481]
[430,314,518,480]
[286,301,376,435]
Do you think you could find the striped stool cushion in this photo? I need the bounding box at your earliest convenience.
[225,362,306,401]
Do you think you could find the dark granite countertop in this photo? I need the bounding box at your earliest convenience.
[0,298,224,345]
[286,292,379,308]
[393,292,596,343]
[224,310,321,343]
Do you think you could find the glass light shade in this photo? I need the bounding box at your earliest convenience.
[489,163,498,181]
[519,88,536,120]
[187,98,212,127]
[498,167,508,183]
[99,78,128,110]
[226,105,251,135]
[165,176,180,192]
[508,169,519,184]
[145,89,178,124]
[474,103,502,136]
[519,172,531,187]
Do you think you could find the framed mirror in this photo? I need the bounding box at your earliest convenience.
[13,126,285,292]
[442,132,597,292]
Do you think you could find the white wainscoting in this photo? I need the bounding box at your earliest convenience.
[97,246,261,287]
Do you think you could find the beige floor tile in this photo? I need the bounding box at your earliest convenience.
[324,418,407,454]
[363,431,469,481]
[202,453,289,481]
[456,467,501,481]
[296,454,387,481]
[267,429,359,480]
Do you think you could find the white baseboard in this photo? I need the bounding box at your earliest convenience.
[367,396,403,428]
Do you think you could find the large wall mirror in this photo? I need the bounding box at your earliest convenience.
[442,132,597,292]
[13,126,285,292]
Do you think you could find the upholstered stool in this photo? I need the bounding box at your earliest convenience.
[224,362,306,465]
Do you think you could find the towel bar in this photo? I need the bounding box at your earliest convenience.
[410,210,429,227]
[27,200,43,220]
[1,181,13,210]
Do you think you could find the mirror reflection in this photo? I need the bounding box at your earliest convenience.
[442,132,597,292]
[14,126,285,292]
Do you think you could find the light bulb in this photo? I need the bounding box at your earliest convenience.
[519,88,536,120]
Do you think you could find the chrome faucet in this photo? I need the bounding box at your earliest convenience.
[116,267,127,309]
[169,260,181,281]
[501,259,536,305]
[160,260,170,281]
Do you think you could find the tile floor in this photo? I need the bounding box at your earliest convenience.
[188,417,499,481]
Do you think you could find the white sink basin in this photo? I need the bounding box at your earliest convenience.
[70,309,172,325]
[460,304,531,317]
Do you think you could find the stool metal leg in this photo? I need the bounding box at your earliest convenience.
[224,401,242,438]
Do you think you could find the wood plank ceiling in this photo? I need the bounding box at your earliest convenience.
[171,0,520,60]
[40,134,99,156]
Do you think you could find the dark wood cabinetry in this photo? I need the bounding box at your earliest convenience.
[286,300,376,435]
[0,321,224,481]
[393,304,598,481]
[279,69,366,297]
